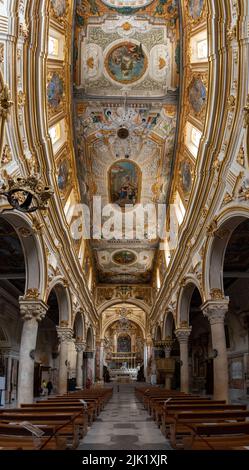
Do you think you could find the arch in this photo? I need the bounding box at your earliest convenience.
[155,324,162,341]
[98,298,150,315]
[102,311,146,339]
[46,279,72,326]
[203,207,249,299]
[163,311,176,339]
[177,280,204,327]
[73,310,85,341]
[0,211,46,299]
[86,326,94,351]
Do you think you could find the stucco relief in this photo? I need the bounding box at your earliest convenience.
[149,44,171,84]
[81,43,103,82]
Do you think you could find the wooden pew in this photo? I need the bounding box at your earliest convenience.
[183,422,249,450]
[0,410,82,449]
[168,409,249,448]
[0,423,66,450]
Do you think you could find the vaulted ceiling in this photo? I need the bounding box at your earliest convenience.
[73,0,180,284]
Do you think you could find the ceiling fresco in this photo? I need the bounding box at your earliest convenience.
[73,0,180,284]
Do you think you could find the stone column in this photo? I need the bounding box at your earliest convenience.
[202,299,229,402]
[56,326,73,395]
[75,341,85,389]
[164,338,175,390]
[175,327,192,393]
[18,299,48,406]
[99,339,105,381]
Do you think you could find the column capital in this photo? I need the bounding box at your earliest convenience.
[56,326,73,343]
[175,327,192,343]
[201,299,229,325]
[75,341,86,353]
[19,298,48,322]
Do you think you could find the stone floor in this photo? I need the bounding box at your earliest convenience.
[78,383,172,450]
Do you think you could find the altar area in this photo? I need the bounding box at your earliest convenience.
[108,353,139,382]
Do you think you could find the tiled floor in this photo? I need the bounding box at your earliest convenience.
[78,383,172,450]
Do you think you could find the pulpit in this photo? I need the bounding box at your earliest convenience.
[156,358,175,390]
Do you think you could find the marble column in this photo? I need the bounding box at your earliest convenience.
[202,299,229,402]
[17,299,48,406]
[164,338,175,390]
[56,326,73,395]
[75,341,85,389]
[175,327,192,393]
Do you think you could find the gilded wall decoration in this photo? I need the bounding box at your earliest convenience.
[105,42,148,84]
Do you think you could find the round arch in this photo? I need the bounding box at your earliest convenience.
[176,280,204,327]
[0,211,46,298]
[155,324,162,341]
[98,298,150,315]
[73,311,85,341]
[86,326,94,351]
[203,207,249,299]
[102,311,146,339]
[163,311,176,339]
[46,279,72,326]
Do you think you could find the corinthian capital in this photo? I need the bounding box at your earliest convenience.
[75,341,86,353]
[56,326,73,343]
[201,299,229,325]
[19,299,48,322]
[175,327,192,343]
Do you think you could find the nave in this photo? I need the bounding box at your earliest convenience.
[78,384,171,451]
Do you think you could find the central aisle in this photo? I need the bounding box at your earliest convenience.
[78,383,172,450]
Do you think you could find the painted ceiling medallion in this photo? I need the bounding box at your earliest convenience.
[105,42,148,84]
[101,0,153,11]
[113,250,137,265]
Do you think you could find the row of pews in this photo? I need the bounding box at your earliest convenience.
[135,387,249,450]
[0,387,113,450]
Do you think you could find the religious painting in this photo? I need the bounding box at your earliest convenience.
[47,72,64,109]
[181,161,192,193]
[188,0,205,20]
[105,42,148,84]
[51,0,67,17]
[113,250,137,266]
[58,158,70,191]
[117,335,131,353]
[188,77,206,113]
[109,160,141,207]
